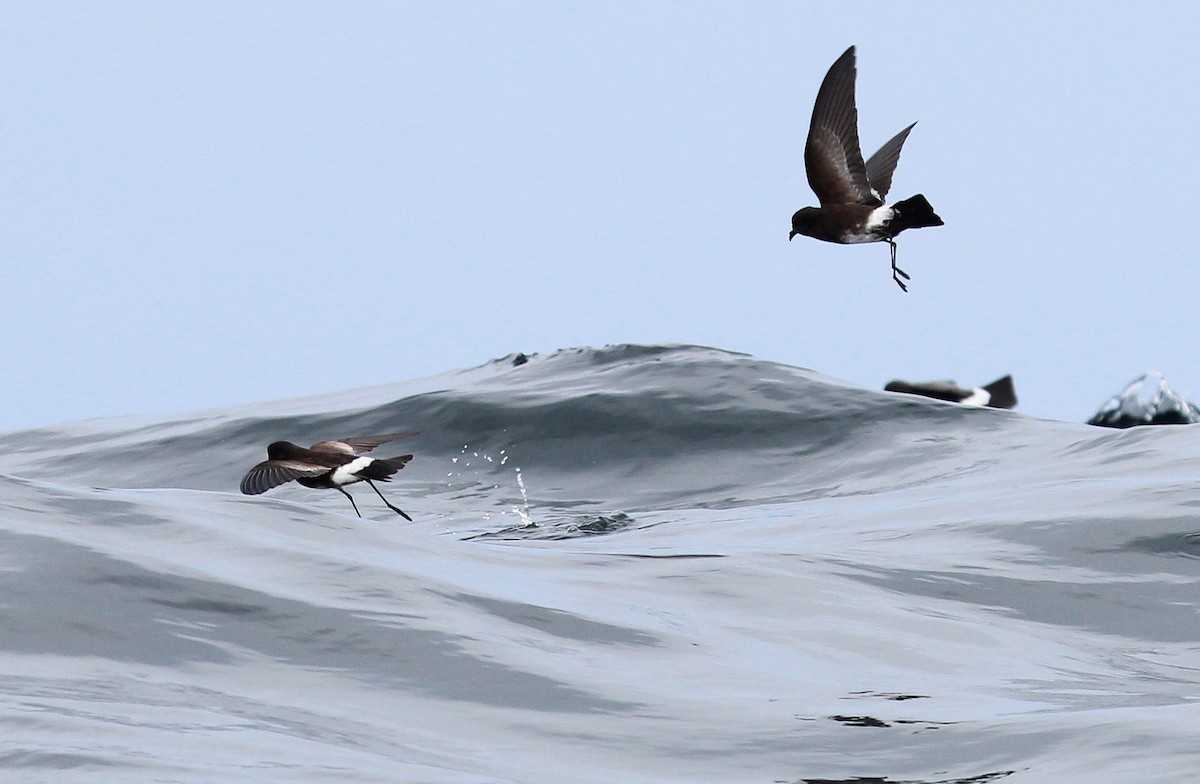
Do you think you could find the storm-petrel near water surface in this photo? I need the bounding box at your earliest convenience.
[789,46,943,292]
[240,432,417,519]
[885,375,1017,409]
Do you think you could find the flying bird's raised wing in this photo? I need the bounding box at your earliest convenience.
[309,432,420,456]
[864,122,916,202]
[240,460,330,495]
[804,46,877,206]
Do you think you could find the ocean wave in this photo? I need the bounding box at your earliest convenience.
[1,344,1199,783]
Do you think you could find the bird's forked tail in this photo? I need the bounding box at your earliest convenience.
[890,194,944,232]
[982,375,1018,410]
[358,454,413,482]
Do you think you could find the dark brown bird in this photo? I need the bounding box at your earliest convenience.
[240,432,417,519]
[885,375,1017,409]
[790,46,943,291]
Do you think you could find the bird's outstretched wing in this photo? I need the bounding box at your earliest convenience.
[804,46,877,206]
[240,460,329,495]
[309,432,420,456]
[864,122,915,202]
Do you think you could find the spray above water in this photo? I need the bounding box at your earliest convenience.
[446,443,534,528]
[513,466,533,528]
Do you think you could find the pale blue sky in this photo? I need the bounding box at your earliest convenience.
[2,2,1198,430]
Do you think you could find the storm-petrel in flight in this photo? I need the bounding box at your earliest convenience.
[885,375,1017,409]
[789,46,943,291]
[240,432,417,519]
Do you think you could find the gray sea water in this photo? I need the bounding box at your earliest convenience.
[1,344,1198,783]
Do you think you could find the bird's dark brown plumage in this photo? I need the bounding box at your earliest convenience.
[885,376,1017,409]
[240,432,417,519]
[790,45,943,291]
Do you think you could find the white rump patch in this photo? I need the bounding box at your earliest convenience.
[330,456,374,486]
[864,204,895,232]
[842,204,895,244]
[959,388,990,407]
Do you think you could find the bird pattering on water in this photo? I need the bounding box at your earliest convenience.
[240,432,417,519]
[789,46,944,291]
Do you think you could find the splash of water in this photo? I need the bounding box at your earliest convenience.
[512,467,534,528]
[445,444,533,527]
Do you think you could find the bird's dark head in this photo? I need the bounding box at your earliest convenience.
[266,441,301,460]
[789,207,819,241]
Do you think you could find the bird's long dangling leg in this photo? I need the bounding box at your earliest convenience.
[888,239,910,292]
[337,486,363,518]
[366,480,414,521]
